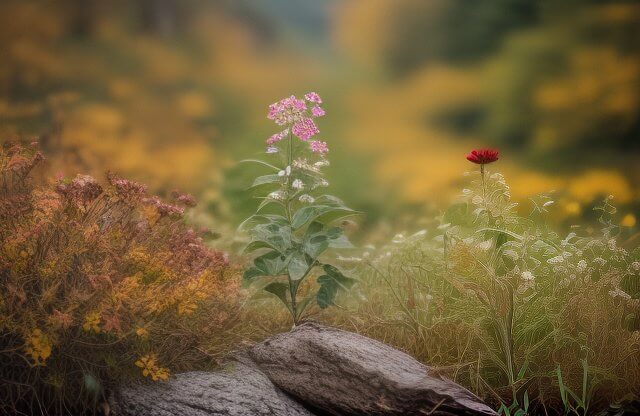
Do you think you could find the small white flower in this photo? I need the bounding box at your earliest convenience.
[298,194,315,204]
[543,200,555,207]
[268,191,283,200]
[314,159,330,167]
[547,255,564,264]
[292,179,304,190]
[632,261,640,271]
[266,147,279,154]
[318,179,329,187]
[521,271,535,281]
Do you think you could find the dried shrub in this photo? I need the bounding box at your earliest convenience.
[0,142,240,415]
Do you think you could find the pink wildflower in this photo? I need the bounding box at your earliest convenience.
[56,174,103,204]
[144,196,184,218]
[292,118,319,141]
[266,129,288,145]
[267,95,307,126]
[107,172,147,201]
[304,92,322,104]
[311,106,325,118]
[309,140,329,154]
[172,190,197,207]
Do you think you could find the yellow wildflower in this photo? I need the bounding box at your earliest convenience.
[82,311,101,333]
[25,329,52,366]
[135,326,149,339]
[135,354,170,381]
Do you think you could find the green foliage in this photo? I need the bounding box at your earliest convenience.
[240,131,357,325]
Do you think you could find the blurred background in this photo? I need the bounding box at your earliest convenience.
[1,0,639,232]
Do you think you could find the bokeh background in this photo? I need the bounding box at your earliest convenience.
[1,0,639,232]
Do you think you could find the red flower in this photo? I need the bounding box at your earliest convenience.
[466,149,499,165]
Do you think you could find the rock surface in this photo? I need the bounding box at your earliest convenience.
[114,356,314,416]
[249,322,497,416]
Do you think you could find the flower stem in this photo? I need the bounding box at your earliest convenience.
[285,126,297,325]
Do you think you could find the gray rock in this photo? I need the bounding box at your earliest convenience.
[250,322,497,416]
[114,357,314,416]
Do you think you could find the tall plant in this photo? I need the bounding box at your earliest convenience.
[240,93,357,325]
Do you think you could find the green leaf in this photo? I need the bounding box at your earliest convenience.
[316,275,338,309]
[238,213,288,231]
[254,250,290,276]
[243,267,264,284]
[238,159,280,171]
[327,233,354,249]
[288,251,310,281]
[264,282,292,313]
[323,264,357,289]
[517,359,528,381]
[304,234,329,258]
[255,197,285,213]
[248,222,293,254]
[557,366,568,406]
[316,264,356,308]
[250,174,281,189]
[306,221,324,235]
[292,205,356,229]
[242,240,273,254]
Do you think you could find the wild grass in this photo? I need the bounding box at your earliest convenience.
[328,168,640,414]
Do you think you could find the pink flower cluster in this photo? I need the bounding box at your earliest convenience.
[266,129,289,145]
[108,172,148,201]
[310,140,329,154]
[144,195,184,218]
[265,92,328,152]
[292,118,319,141]
[268,95,307,126]
[56,174,103,204]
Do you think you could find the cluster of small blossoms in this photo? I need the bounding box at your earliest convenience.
[24,329,52,366]
[56,174,103,205]
[309,140,329,154]
[266,129,289,146]
[108,172,147,201]
[267,95,307,126]
[292,158,329,173]
[171,190,197,207]
[265,92,328,154]
[291,118,320,141]
[144,195,184,218]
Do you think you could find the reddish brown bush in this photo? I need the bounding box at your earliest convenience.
[0,142,240,415]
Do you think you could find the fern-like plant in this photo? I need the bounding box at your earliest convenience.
[240,93,358,325]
